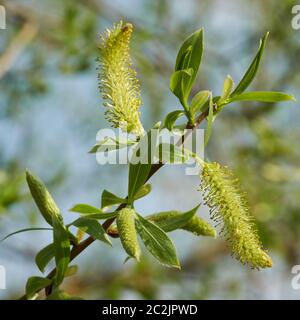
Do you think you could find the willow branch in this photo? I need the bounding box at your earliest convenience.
[19,109,209,300]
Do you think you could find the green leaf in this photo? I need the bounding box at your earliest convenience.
[228,91,296,103]
[156,143,190,164]
[146,206,216,238]
[89,137,136,153]
[134,184,152,201]
[26,276,52,299]
[52,215,71,287]
[72,217,111,246]
[128,126,159,203]
[88,137,110,153]
[220,75,234,101]
[46,289,83,300]
[170,69,193,106]
[1,227,52,242]
[69,204,102,214]
[204,94,214,146]
[135,214,180,269]
[35,243,55,273]
[231,32,269,96]
[163,110,185,131]
[190,90,211,116]
[75,212,118,220]
[101,189,126,208]
[174,28,204,105]
[147,204,200,232]
[175,28,204,73]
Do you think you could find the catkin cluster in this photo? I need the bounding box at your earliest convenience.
[200,162,272,269]
[98,21,144,136]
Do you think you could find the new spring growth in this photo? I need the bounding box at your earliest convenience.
[116,208,141,261]
[98,21,144,136]
[200,162,272,269]
[26,170,61,226]
[147,211,217,238]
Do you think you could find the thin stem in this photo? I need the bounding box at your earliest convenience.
[19,109,209,300]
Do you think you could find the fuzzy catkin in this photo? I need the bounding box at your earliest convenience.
[147,211,217,238]
[98,21,144,136]
[116,208,141,261]
[26,170,61,226]
[200,162,272,269]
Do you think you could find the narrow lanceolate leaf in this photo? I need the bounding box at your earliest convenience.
[72,217,112,246]
[228,91,296,103]
[52,215,71,286]
[156,143,190,164]
[200,162,273,269]
[69,204,102,214]
[170,69,193,106]
[190,90,211,116]
[135,214,180,269]
[175,29,204,73]
[26,170,62,226]
[128,126,159,202]
[101,189,126,208]
[128,162,151,202]
[117,208,140,260]
[73,212,118,220]
[133,184,152,201]
[146,204,199,232]
[1,227,52,242]
[173,28,204,106]
[204,94,214,146]
[231,32,269,97]
[163,110,185,131]
[98,21,144,135]
[146,205,216,238]
[26,276,52,299]
[220,75,234,102]
[89,137,135,153]
[35,243,55,273]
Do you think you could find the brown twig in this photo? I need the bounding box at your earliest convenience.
[0,22,38,79]
[19,110,209,300]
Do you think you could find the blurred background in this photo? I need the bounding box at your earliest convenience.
[0,0,300,299]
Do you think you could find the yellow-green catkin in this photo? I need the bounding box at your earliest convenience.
[200,162,272,269]
[26,170,61,226]
[116,208,141,261]
[147,211,217,238]
[98,21,144,136]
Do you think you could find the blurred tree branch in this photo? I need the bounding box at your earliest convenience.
[0,22,38,79]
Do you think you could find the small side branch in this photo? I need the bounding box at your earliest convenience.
[0,22,38,79]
